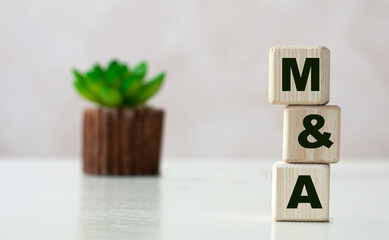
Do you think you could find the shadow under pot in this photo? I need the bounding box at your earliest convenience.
[82,107,164,175]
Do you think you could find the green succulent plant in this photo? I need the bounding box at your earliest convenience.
[73,59,165,108]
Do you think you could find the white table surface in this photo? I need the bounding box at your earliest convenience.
[0,158,388,240]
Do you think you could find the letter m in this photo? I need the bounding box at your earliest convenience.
[282,58,319,91]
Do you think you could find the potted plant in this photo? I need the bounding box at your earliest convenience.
[72,60,165,175]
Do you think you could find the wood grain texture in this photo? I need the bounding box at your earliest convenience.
[272,161,330,222]
[83,107,164,175]
[269,46,330,105]
[283,105,341,164]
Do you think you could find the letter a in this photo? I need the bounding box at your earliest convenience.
[287,175,322,209]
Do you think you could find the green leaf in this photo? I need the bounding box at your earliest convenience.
[85,64,105,95]
[118,64,129,78]
[106,60,121,87]
[73,70,99,103]
[131,72,165,106]
[72,69,84,82]
[132,61,147,79]
[100,87,123,107]
[86,64,104,80]
[121,76,143,99]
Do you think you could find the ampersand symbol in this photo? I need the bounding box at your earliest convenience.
[298,114,333,149]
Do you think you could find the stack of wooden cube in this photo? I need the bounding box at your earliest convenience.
[269,46,341,222]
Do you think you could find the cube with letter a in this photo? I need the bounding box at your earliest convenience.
[272,161,330,222]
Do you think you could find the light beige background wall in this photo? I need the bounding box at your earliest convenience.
[0,0,388,159]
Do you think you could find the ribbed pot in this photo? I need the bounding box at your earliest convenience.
[82,107,164,175]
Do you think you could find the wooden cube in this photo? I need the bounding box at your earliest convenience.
[283,105,341,164]
[269,46,330,105]
[272,161,330,222]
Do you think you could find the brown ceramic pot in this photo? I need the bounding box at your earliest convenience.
[82,107,164,175]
